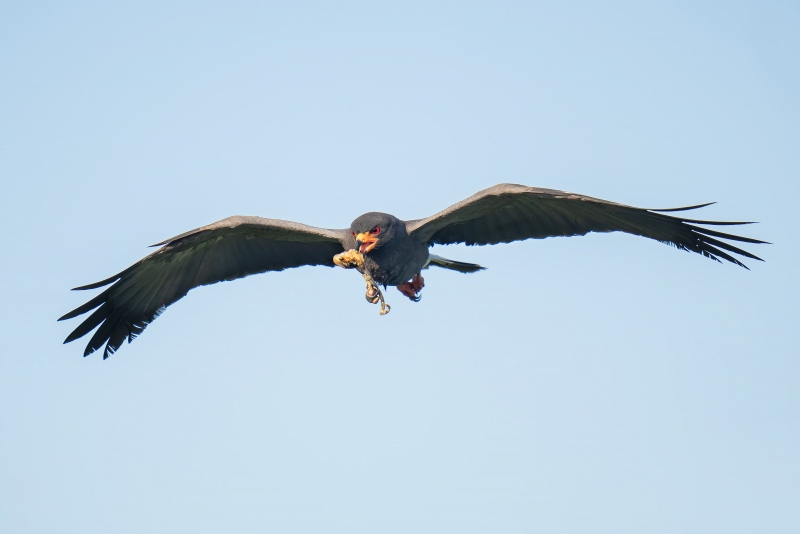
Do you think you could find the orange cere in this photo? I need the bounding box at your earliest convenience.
[355,232,379,253]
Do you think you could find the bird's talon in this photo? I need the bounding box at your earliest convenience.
[397,274,425,302]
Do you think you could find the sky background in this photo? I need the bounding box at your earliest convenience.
[1,1,798,532]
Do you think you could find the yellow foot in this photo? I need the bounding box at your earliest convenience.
[333,249,365,270]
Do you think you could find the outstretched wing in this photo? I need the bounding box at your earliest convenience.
[405,184,766,267]
[60,216,348,359]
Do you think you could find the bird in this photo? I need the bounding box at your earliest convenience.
[60,183,766,359]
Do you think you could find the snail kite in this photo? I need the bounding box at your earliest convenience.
[60,184,766,359]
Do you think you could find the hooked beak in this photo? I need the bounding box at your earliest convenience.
[355,232,379,254]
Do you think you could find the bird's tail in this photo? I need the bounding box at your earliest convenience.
[426,254,485,273]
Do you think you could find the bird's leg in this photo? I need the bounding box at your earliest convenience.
[396,273,424,302]
[362,272,391,315]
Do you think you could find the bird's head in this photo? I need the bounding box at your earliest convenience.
[349,212,403,254]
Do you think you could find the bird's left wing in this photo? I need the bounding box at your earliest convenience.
[405,183,766,267]
[60,216,348,359]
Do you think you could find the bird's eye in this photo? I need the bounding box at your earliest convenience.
[352,232,356,237]
[371,226,380,235]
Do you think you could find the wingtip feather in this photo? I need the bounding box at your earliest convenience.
[650,202,716,212]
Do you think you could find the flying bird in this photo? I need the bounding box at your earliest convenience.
[60,184,766,359]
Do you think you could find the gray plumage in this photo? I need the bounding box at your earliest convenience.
[347,212,430,286]
[60,184,766,359]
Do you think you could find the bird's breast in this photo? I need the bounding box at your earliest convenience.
[363,241,429,286]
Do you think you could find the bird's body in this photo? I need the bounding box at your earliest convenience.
[60,184,767,359]
[346,212,431,286]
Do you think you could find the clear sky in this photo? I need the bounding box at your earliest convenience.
[1,1,798,532]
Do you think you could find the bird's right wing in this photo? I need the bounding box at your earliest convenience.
[59,216,348,359]
[405,183,766,267]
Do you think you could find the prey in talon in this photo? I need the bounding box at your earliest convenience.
[364,279,380,304]
[333,248,392,312]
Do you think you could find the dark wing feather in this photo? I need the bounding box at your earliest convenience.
[60,216,347,359]
[405,184,766,267]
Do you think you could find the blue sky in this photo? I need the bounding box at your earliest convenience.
[1,1,798,532]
